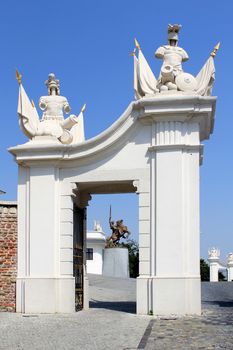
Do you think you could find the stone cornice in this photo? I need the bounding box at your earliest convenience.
[9,95,216,166]
[149,144,204,165]
[0,201,17,206]
[136,95,216,141]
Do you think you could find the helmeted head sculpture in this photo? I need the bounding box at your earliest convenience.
[167,24,181,46]
[45,73,60,96]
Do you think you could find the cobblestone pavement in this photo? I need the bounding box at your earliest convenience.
[0,278,233,350]
[143,282,233,350]
[0,275,147,350]
[0,309,149,350]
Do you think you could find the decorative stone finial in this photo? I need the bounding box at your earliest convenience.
[94,220,102,232]
[227,253,233,264]
[16,69,22,85]
[210,42,220,58]
[134,38,141,51]
[81,103,86,113]
[208,247,220,258]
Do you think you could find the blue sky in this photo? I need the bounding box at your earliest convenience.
[0,0,232,261]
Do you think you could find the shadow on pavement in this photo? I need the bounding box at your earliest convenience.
[203,300,233,308]
[89,300,136,314]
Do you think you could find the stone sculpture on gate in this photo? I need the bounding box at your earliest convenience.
[16,71,85,145]
[132,24,220,98]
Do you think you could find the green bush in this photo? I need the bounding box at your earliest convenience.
[200,258,210,281]
[120,239,139,278]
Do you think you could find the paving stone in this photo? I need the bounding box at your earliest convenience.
[0,279,233,349]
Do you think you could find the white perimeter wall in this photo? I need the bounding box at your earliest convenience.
[86,243,104,275]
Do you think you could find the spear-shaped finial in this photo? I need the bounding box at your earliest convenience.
[130,48,136,56]
[80,103,86,113]
[210,42,220,58]
[134,38,141,50]
[16,69,22,85]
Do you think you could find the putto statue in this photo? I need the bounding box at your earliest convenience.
[133,24,220,98]
[106,206,130,246]
[16,71,85,145]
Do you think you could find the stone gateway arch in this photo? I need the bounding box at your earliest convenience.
[9,25,218,315]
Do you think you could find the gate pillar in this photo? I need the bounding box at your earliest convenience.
[227,253,233,282]
[15,165,75,313]
[208,248,220,282]
[136,96,216,315]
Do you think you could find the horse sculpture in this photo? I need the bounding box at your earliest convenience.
[106,206,131,245]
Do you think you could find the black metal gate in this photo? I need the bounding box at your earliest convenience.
[73,205,86,311]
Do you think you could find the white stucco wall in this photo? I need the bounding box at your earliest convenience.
[86,244,104,275]
[86,230,106,275]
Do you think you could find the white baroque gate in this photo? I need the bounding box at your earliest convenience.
[10,25,218,315]
[10,93,216,315]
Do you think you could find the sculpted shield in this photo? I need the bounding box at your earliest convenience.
[175,72,197,91]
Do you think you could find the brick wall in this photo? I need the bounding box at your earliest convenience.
[0,202,17,312]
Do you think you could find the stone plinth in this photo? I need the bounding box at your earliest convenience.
[0,202,17,312]
[103,248,129,278]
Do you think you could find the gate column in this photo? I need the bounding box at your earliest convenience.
[136,96,216,315]
[16,164,75,313]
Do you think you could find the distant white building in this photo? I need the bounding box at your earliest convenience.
[86,221,106,275]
